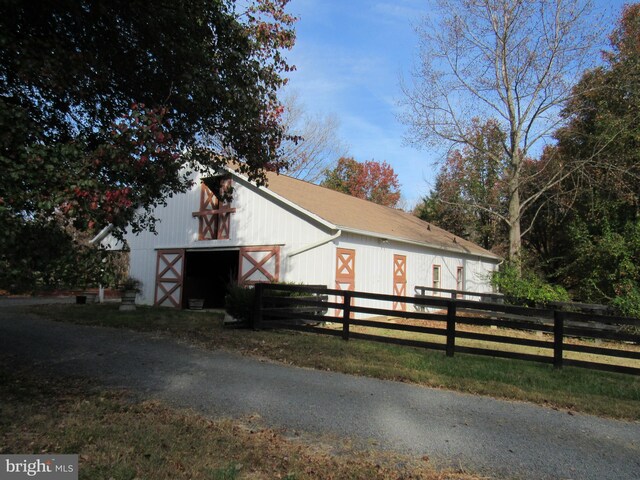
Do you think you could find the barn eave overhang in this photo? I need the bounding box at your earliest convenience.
[338,226,502,263]
[220,168,501,263]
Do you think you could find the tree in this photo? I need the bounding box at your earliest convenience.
[414,174,472,240]
[0,0,295,291]
[0,0,295,233]
[518,149,573,279]
[279,92,348,183]
[415,119,508,252]
[0,214,126,293]
[554,3,640,213]
[538,4,640,309]
[321,157,402,208]
[402,0,600,266]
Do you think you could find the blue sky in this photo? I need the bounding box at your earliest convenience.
[282,0,629,208]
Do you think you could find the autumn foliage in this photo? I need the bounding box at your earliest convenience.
[415,119,507,252]
[321,157,402,208]
[0,0,296,291]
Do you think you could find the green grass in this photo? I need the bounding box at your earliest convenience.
[343,317,640,368]
[0,363,475,480]
[28,303,640,420]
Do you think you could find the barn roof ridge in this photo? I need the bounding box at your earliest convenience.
[226,167,501,261]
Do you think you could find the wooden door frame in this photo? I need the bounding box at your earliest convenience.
[335,247,356,290]
[154,249,185,308]
[393,254,407,311]
[238,246,281,285]
[192,180,236,240]
[335,247,356,317]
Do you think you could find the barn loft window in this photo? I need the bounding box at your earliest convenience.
[192,175,236,240]
[432,264,441,291]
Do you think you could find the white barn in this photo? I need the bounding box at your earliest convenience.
[108,168,501,310]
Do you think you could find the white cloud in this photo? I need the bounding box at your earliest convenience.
[283,0,440,205]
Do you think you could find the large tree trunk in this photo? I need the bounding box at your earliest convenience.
[508,189,522,260]
[508,151,522,271]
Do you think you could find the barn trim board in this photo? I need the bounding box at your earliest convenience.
[334,247,356,317]
[239,246,281,285]
[393,254,407,311]
[192,178,236,241]
[154,249,185,308]
[335,248,356,291]
[110,166,501,312]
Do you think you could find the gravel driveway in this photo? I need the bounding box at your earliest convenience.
[0,300,638,480]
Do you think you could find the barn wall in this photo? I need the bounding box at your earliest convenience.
[123,173,336,305]
[124,174,330,252]
[130,247,160,305]
[328,232,499,316]
[119,172,499,309]
[283,242,335,288]
[335,232,498,294]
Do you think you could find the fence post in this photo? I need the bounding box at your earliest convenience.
[553,310,565,369]
[342,291,352,341]
[446,300,456,357]
[252,282,265,330]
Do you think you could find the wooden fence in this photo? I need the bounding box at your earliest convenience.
[252,283,640,376]
[414,285,505,303]
[414,285,615,315]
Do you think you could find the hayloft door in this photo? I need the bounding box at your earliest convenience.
[154,249,185,308]
[393,254,407,311]
[335,248,356,317]
[193,177,235,240]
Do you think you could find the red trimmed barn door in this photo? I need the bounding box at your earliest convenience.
[192,178,235,240]
[393,254,407,311]
[335,248,356,317]
[154,249,185,308]
[239,246,280,285]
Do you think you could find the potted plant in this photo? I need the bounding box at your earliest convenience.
[224,283,254,325]
[119,277,142,311]
[72,246,110,304]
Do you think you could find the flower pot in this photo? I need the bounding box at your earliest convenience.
[188,298,205,310]
[119,289,137,311]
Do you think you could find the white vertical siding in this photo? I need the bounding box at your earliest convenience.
[128,247,158,305]
[124,174,330,253]
[121,172,500,308]
[335,232,497,295]
[124,173,336,304]
[326,232,499,317]
[285,242,335,288]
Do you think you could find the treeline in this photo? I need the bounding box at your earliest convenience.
[415,5,640,316]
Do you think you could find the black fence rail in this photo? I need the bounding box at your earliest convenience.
[415,286,618,316]
[415,285,505,303]
[252,283,640,376]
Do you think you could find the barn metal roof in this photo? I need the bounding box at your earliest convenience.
[258,171,501,261]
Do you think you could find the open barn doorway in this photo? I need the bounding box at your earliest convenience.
[182,250,239,309]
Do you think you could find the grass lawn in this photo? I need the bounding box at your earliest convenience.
[0,363,477,480]
[338,315,640,369]
[28,303,640,420]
